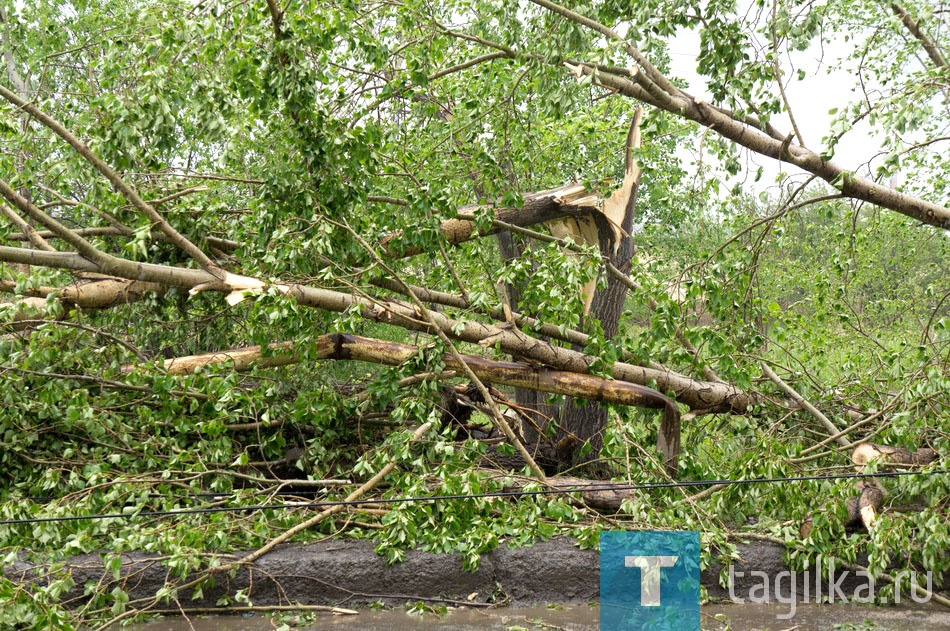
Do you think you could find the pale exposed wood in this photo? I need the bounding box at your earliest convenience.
[156,341,298,374]
[380,182,601,257]
[847,442,938,530]
[851,442,938,470]
[547,107,643,315]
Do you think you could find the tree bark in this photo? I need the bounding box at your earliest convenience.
[135,332,677,414]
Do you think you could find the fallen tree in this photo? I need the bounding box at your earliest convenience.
[0,85,755,477]
[128,332,682,471]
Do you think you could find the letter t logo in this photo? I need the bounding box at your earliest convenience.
[625,556,678,606]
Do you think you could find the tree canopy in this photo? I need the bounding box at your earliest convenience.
[0,0,948,627]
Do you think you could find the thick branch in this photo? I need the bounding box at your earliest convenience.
[578,65,950,229]
[131,332,682,470]
[891,3,949,70]
[287,285,752,412]
[0,276,163,323]
[480,469,640,511]
[372,277,590,349]
[0,238,748,411]
[0,244,216,287]
[523,0,950,229]
[0,245,99,272]
[851,442,938,470]
[139,333,678,413]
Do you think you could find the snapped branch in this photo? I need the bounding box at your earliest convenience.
[0,84,221,274]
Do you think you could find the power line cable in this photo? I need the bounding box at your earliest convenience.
[1,468,946,526]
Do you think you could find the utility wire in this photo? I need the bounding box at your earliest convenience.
[1,468,946,526]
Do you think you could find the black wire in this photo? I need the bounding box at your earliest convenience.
[22,489,327,503]
[1,468,946,526]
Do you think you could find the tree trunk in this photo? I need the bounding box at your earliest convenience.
[499,109,680,476]
[128,333,679,414]
[557,127,644,475]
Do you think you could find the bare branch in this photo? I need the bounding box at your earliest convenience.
[514,1,950,227]
[0,178,113,265]
[761,363,849,448]
[429,51,510,80]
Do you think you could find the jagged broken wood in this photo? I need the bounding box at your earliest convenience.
[800,442,940,536]
[379,183,601,257]
[847,442,939,529]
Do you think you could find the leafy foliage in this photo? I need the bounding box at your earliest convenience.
[0,0,948,626]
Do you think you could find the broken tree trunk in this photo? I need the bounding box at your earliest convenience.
[554,108,653,475]
[126,332,680,469]
[379,183,601,257]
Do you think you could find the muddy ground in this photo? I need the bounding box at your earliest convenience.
[6,537,948,613]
